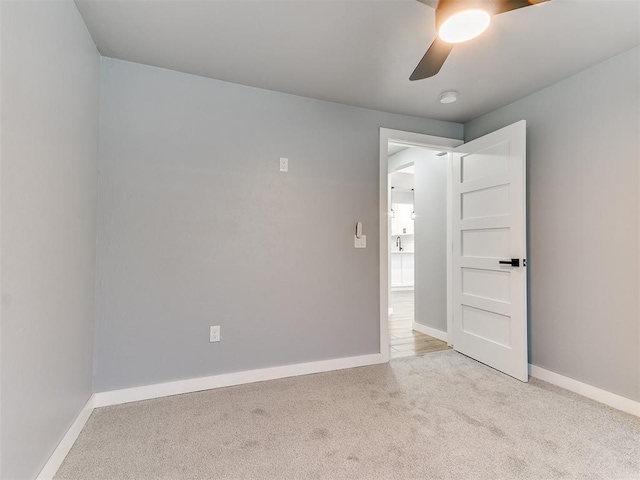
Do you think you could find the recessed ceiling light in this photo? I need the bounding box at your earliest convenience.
[439,91,458,104]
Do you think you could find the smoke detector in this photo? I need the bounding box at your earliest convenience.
[439,91,458,104]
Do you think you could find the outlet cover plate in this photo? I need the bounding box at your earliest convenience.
[210,326,220,342]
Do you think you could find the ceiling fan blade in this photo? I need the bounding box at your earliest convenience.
[414,0,438,8]
[493,0,550,15]
[410,37,454,81]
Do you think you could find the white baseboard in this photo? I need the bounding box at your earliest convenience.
[93,353,385,408]
[528,364,640,417]
[37,353,385,479]
[34,354,639,480]
[36,395,96,480]
[412,322,448,343]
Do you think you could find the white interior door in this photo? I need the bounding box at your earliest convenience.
[452,121,527,382]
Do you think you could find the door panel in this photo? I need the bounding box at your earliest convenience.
[461,268,510,303]
[461,306,511,348]
[461,228,510,259]
[460,141,510,182]
[462,185,510,219]
[452,121,527,382]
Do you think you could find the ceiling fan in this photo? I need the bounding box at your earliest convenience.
[411,0,550,80]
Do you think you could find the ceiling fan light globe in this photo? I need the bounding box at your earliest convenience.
[438,9,491,44]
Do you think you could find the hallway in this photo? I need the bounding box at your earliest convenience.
[389,290,450,359]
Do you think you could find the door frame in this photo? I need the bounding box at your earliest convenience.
[379,128,463,362]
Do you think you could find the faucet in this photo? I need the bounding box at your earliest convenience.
[396,236,403,251]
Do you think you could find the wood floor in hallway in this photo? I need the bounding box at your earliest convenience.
[389,290,450,359]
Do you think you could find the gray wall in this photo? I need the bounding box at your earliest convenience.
[398,148,448,333]
[94,57,463,392]
[465,47,639,402]
[0,1,99,478]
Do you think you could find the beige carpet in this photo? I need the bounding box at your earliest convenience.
[56,351,639,479]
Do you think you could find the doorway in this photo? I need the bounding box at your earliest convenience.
[387,143,450,359]
[379,123,529,382]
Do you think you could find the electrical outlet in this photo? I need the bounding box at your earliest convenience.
[209,325,220,343]
[279,157,288,172]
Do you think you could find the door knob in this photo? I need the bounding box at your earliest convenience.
[499,258,520,267]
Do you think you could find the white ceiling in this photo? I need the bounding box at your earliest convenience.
[75,0,640,123]
[397,164,415,174]
[388,142,410,155]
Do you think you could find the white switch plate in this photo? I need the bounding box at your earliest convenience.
[354,235,366,248]
[209,325,220,342]
[279,157,288,172]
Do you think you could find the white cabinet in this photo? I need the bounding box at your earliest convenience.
[391,203,414,235]
[402,254,414,286]
[391,254,403,287]
[391,252,414,289]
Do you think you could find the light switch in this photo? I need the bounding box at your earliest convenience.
[354,235,366,248]
[279,157,288,172]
